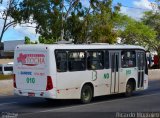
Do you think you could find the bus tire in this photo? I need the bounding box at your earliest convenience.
[125,82,133,97]
[81,85,93,104]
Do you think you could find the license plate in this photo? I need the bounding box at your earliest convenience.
[28,92,35,97]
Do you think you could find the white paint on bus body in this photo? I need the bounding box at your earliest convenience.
[13,44,148,100]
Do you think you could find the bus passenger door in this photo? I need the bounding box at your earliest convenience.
[137,52,145,88]
[110,52,120,93]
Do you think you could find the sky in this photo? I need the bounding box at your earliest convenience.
[0,0,156,42]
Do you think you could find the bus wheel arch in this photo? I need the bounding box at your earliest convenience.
[125,78,136,97]
[80,82,94,104]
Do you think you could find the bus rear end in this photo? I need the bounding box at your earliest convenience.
[13,45,56,99]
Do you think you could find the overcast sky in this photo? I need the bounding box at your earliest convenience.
[0,0,155,42]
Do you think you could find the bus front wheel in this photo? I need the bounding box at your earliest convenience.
[125,82,133,97]
[81,85,93,104]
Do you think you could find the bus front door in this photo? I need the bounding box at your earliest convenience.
[110,52,120,93]
[137,52,145,88]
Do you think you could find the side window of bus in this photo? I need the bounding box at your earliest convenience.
[105,51,109,69]
[121,51,136,68]
[87,51,104,70]
[55,51,67,72]
[68,51,86,71]
[4,67,13,71]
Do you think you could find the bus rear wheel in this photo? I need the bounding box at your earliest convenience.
[81,85,93,104]
[125,82,133,97]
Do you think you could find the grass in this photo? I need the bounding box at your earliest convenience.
[0,74,13,80]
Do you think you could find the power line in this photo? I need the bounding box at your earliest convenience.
[0,3,155,13]
[112,4,152,11]
[120,4,152,11]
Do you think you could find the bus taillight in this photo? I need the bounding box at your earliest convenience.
[46,76,53,91]
[13,74,17,88]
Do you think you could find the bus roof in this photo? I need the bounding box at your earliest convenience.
[15,44,145,51]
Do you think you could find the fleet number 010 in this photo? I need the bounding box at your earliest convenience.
[26,77,35,84]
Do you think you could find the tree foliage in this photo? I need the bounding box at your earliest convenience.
[88,0,121,43]
[12,0,84,43]
[119,17,157,49]
[11,0,121,44]
[141,0,160,66]
[118,0,160,67]
[67,0,120,43]
[2,0,159,55]
[38,36,55,44]
[25,36,38,44]
[142,11,160,41]
[24,36,30,44]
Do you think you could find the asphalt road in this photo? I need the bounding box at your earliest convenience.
[0,80,160,118]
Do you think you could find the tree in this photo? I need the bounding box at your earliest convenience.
[65,13,84,43]
[24,36,31,44]
[65,0,121,44]
[120,19,157,48]
[117,14,157,49]
[0,0,19,42]
[12,0,83,43]
[88,0,121,43]
[25,36,38,44]
[12,0,121,44]
[38,36,55,44]
[141,0,160,67]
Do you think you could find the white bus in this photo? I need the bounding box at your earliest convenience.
[13,44,148,103]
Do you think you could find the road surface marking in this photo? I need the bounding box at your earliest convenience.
[0,102,17,106]
[41,92,160,112]
[21,92,160,116]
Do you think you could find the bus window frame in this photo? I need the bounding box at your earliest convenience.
[55,50,68,72]
[87,50,104,70]
[121,50,136,68]
[55,48,146,73]
[68,51,86,72]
